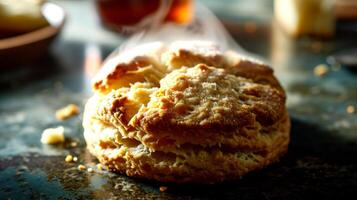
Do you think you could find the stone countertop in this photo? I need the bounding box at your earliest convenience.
[1,0,357,199]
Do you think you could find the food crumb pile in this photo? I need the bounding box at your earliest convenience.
[314,64,329,77]
[55,104,79,120]
[159,186,168,192]
[78,164,86,171]
[40,126,65,144]
[346,105,355,114]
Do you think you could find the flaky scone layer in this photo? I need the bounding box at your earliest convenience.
[84,112,290,183]
[83,41,290,183]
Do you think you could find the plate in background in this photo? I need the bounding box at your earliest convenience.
[0,2,66,67]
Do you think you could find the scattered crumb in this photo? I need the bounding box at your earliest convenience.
[314,64,329,77]
[65,155,73,162]
[55,104,79,120]
[41,126,65,144]
[70,141,78,147]
[73,156,78,162]
[87,168,93,173]
[159,186,168,192]
[347,105,355,114]
[78,164,86,171]
[97,163,103,171]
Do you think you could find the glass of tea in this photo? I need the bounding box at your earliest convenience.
[95,0,193,33]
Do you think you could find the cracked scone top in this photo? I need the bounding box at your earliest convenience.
[83,41,290,183]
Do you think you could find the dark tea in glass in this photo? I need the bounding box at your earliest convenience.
[96,0,192,32]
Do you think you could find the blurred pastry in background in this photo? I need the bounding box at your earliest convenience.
[0,0,48,38]
[274,0,335,37]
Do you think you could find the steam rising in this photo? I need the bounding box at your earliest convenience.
[106,1,261,64]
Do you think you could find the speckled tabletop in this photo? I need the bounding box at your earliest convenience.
[1,1,357,199]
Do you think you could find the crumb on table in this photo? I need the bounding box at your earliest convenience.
[70,141,78,147]
[65,155,73,162]
[97,163,103,171]
[41,126,65,144]
[78,164,86,171]
[314,64,329,77]
[55,104,79,120]
[347,105,355,114]
[159,186,168,192]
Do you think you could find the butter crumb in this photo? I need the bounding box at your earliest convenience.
[159,186,168,192]
[65,155,73,162]
[41,126,65,144]
[347,105,355,114]
[73,156,78,162]
[56,104,79,120]
[70,142,78,147]
[97,163,103,171]
[314,64,329,77]
[78,164,86,171]
[87,168,93,173]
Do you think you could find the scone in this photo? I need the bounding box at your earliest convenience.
[83,41,290,183]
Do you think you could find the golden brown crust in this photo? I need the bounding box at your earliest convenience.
[83,41,290,183]
[224,51,284,91]
[162,41,225,71]
[84,112,290,183]
[92,42,166,94]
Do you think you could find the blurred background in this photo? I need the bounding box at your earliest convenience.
[1,0,357,199]
[1,0,357,88]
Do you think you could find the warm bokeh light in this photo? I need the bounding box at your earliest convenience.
[165,0,193,24]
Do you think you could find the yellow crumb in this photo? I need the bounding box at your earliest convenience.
[347,105,355,114]
[55,104,79,120]
[73,156,78,162]
[65,155,73,162]
[78,164,86,171]
[314,64,329,77]
[41,126,65,144]
[159,186,168,192]
[70,142,78,147]
[96,163,103,171]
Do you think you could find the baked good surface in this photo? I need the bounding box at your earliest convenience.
[83,41,290,183]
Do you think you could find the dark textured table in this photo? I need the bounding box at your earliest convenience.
[1,1,357,199]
